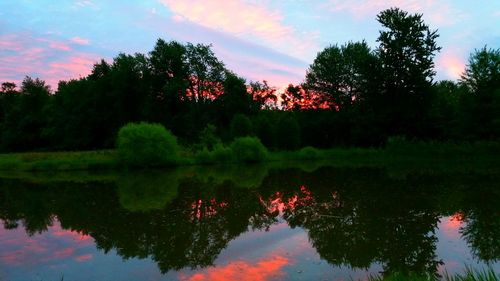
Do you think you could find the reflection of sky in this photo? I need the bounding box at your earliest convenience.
[1,215,499,281]
[436,215,500,276]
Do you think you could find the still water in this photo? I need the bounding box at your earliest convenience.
[0,164,499,280]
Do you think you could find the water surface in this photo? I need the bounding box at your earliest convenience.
[0,165,499,280]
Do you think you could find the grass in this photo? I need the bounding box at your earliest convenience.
[0,140,499,172]
[0,150,118,171]
[368,268,499,281]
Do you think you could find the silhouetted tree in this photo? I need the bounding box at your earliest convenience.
[0,77,51,151]
[249,80,278,109]
[459,47,500,139]
[305,41,377,109]
[375,8,441,138]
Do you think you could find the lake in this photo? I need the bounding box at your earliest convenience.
[0,163,499,280]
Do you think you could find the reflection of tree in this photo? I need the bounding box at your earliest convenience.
[0,174,278,273]
[260,168,442,275]
[459,186,500,262]
[0,167,499,275]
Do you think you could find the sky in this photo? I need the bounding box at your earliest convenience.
[1,0,499,91]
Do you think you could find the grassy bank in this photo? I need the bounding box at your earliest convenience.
[369,268,499,281]
[0,150,119,171]
[0,141,499,172]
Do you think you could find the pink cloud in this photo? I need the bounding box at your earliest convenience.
[71,36,90,45]
[159,0,318,58]
[45,54,98,86]
[327,0,464,26]
[180,254,290,281]
[436,49,466,80]
[49,42,72,51]
[0,33,101,89]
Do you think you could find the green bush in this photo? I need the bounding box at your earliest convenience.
[199,124,221,150]
[212,144,234,163]
[298,146,321,160]
[117,122,179,167]
[195,147,215,165]
[230,136,268,163]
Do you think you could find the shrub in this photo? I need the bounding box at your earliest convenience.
[117,122,179,167]
[194,147,214,165]
[230,136,268,163]
[199,124,221,150]
[212,144,234,163]
[298,146,321,160]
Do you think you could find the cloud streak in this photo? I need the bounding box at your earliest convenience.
[159,0,318,58]
[0,33,101,89]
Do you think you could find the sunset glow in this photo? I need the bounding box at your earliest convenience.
[180,255,290,281]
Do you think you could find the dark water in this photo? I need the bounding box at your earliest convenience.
[0,164,499,281]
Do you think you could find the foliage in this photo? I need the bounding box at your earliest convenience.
[459,47,500,140]
[298,146,321,160]
[304,41,376,109]
[375,8,441,138]
[230,114,253,139]
[275,115,301,150]
[230,136,268,163]
[0,77,51,151]
[116,122,179,167]
[249,80,278,109]
[199,124,221,150]
[211,144,234,163]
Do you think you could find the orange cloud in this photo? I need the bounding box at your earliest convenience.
[160,0,318,58]
[180,255,290,281]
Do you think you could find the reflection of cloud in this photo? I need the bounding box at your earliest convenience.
[75,254,93,262]
[440,213,463,240]
[327,0,464,26]
[159,0,318,57]
[180,255,290,281]
[0,222,94,266]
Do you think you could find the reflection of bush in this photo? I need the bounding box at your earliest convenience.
[117,171,180,212]
[190,164,268,189]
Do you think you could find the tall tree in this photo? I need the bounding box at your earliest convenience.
[376,8,441,138]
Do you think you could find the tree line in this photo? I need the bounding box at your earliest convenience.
[1,7,499,152]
